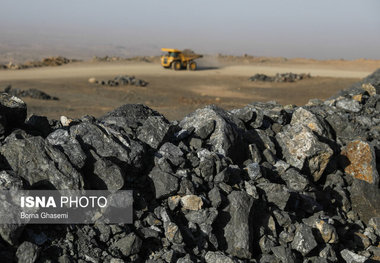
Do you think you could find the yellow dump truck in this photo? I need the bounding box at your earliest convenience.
[160,48,203,70]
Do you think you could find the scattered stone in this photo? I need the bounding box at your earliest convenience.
[88,77,97,84]
[92,75,148,87]
[60,116,73,126]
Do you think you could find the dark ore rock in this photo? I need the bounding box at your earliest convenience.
[180,105,245,162]
[291,223,318,256]
[0,136,83,189]
[0,93,26,127]
[149,167,179,199]
[224,191,254,259]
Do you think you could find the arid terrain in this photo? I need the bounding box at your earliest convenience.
[1,57,379,120]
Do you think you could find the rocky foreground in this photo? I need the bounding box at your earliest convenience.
[0,70,379,262]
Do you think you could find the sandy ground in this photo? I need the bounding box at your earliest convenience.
[0,60,377,120]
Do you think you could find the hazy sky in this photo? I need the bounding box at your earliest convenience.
[1,0,379,59]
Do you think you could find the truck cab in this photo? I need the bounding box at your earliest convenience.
[161,49,181,68]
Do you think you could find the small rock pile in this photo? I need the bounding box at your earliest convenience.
[89,75,148,87]
[249,73,311,82]
[2,85,59,100]
[0,69,379,262]
[0,56,77,70]
[91,56,154,63]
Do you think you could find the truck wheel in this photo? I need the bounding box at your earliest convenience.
[173,61,181,70]
[189,61,197,71]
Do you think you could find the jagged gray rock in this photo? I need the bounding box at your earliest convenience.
[180,105,245,162]
[47,129,87,170]
[149,167,179,199]
[290,107,330,137]
[291,223,318,256]
[157,142,185,167]
[70,121,145,169]
[89,150,124,190]
[257,183,290,210]
[281,168,310,192]
[137,116,171,149]
[110,232,142,257]
[276,124,333,181]
[0,136,83,189]
[224,191,254,259]
[348,179,380,223]
[100,104,171,149]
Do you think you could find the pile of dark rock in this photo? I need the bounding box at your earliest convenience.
[2,85,59,100]
[0,70,379,262]
[0,56,77,70]
[249,73,311,82]
[91,56,154,63]
[89,75,148,87]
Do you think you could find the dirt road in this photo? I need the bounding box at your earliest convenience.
[0,61,372,120]
[0,62,372,80]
